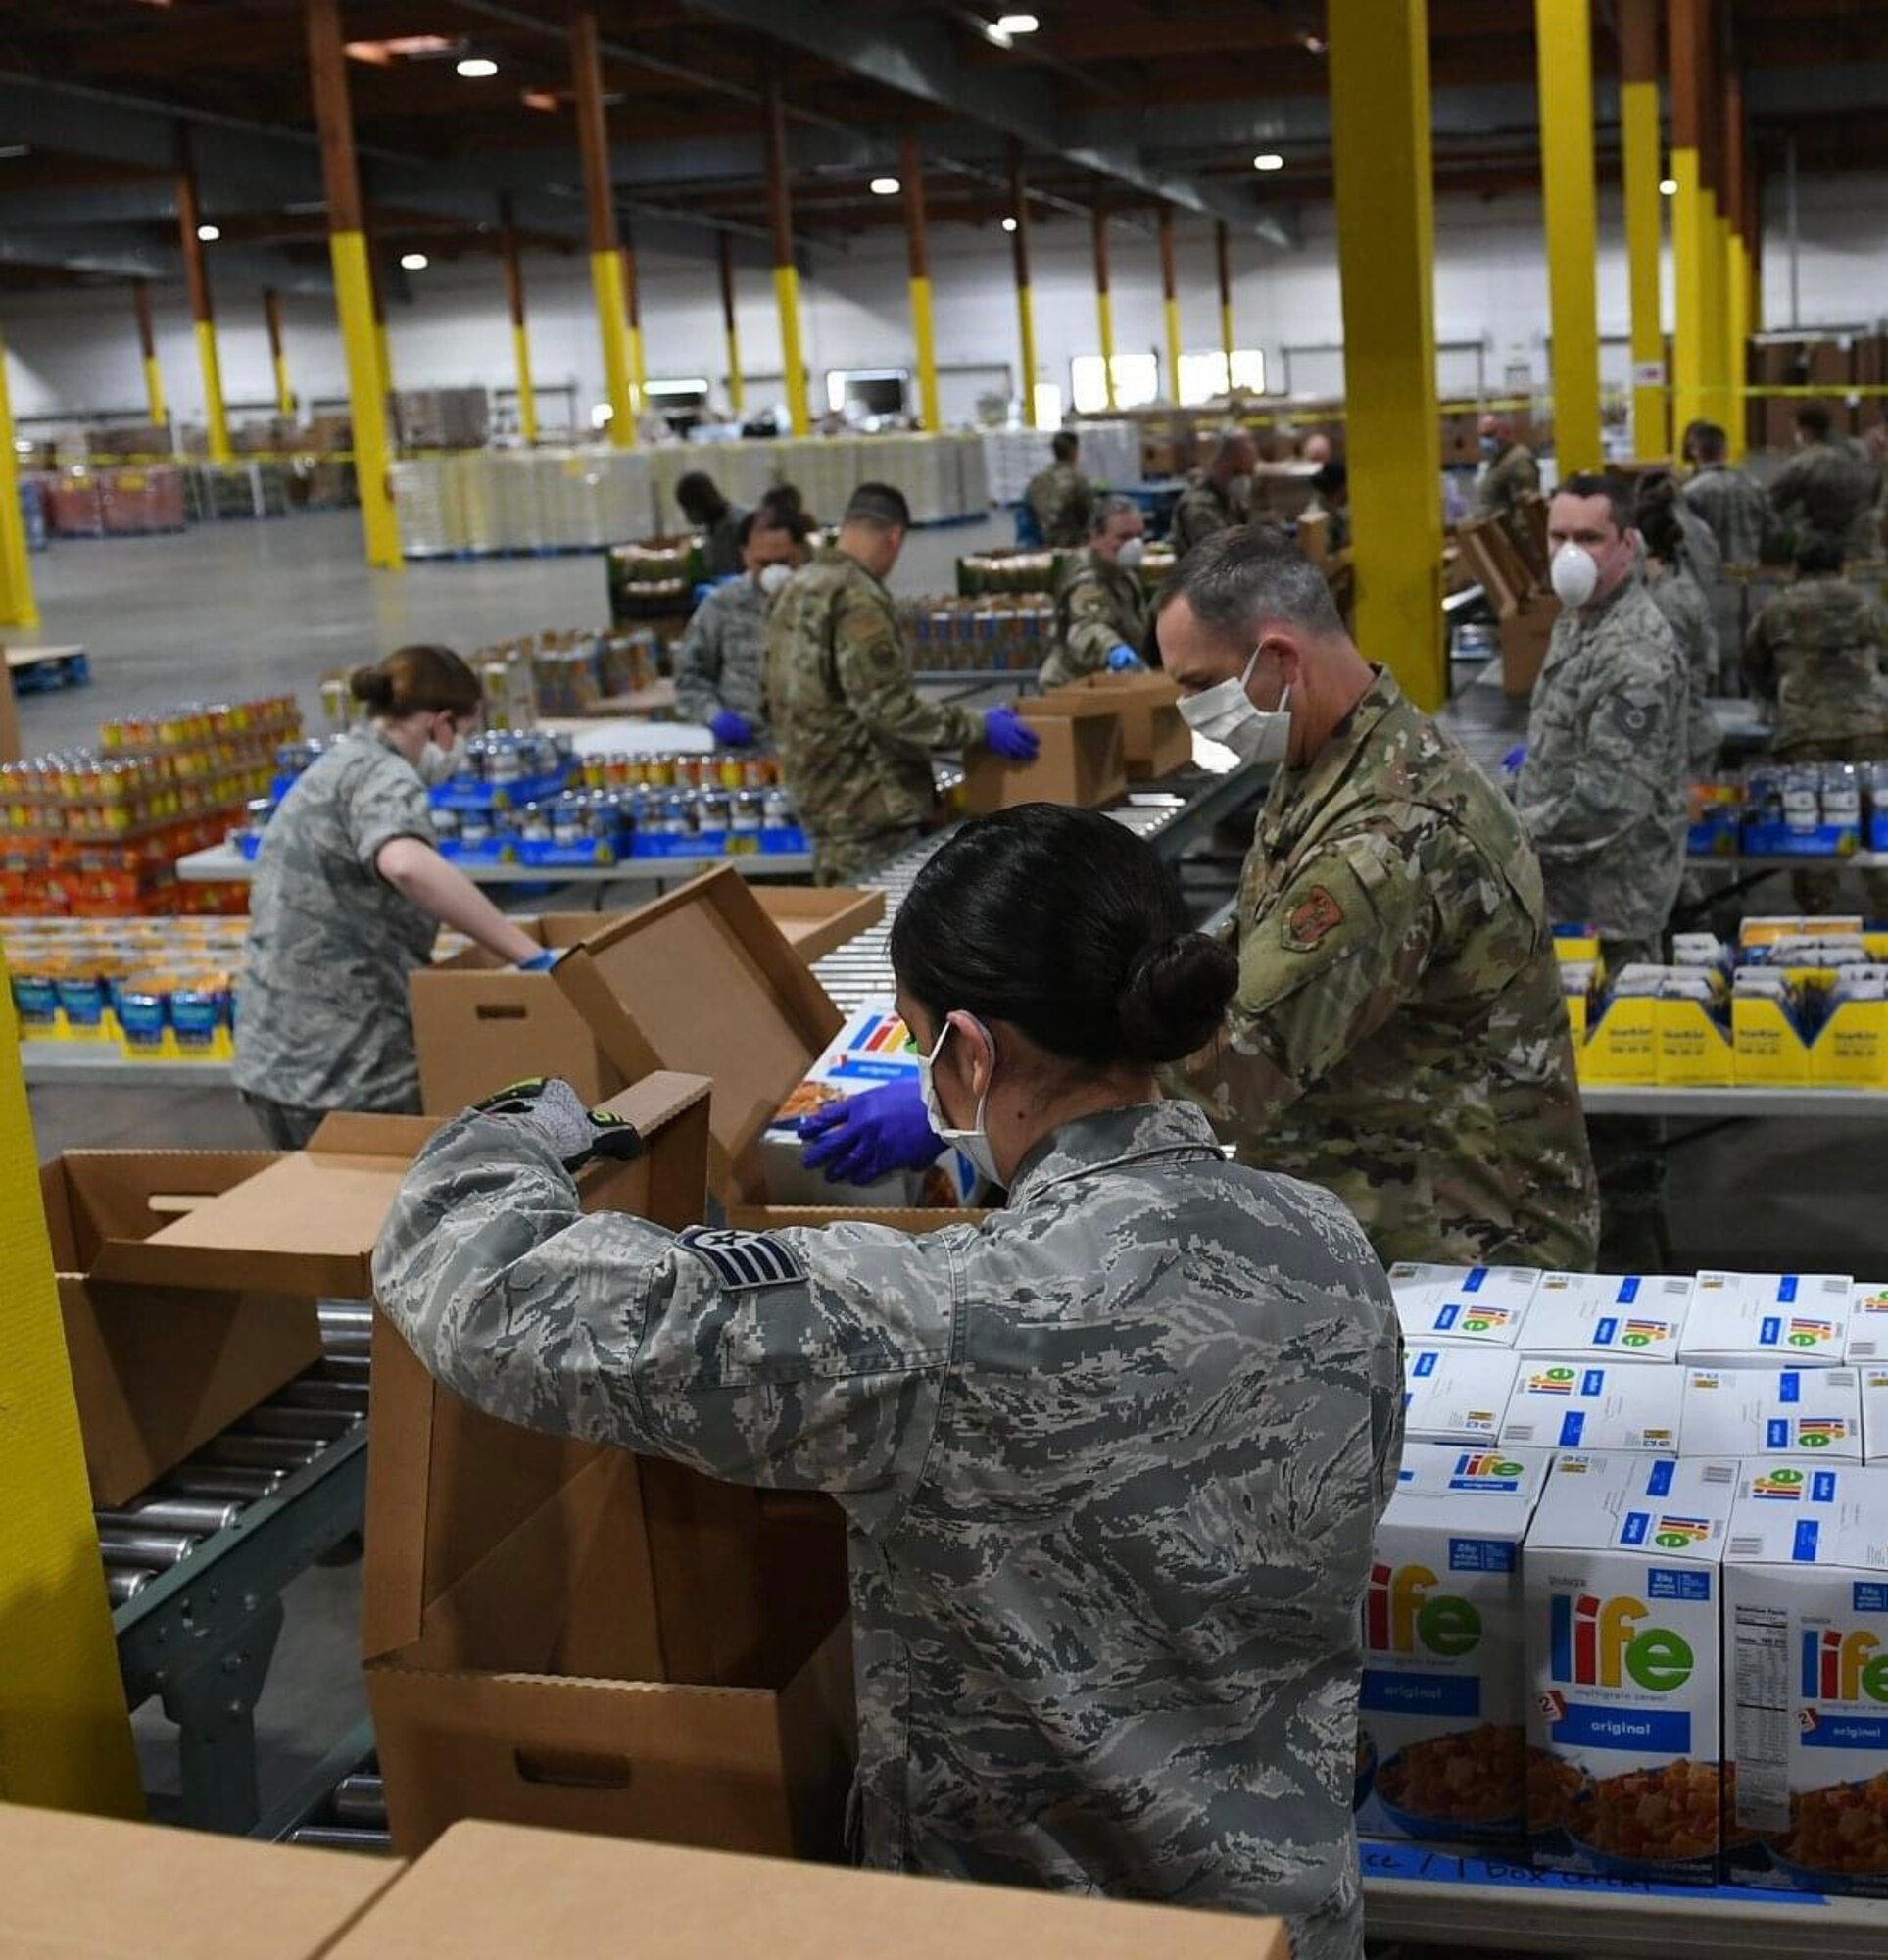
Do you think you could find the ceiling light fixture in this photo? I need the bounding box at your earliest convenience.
[869,176,901,195]
[457,55,498,77]
[1253,153,1284,172]
[345,34,456,64]
[0,145,30,161]
[401,252,430,270]
[1660,177,1678,195]
[983,21,1013,47]
[995,12,1040,31]
[1001,216,1018,232]
[195,223,220,242]
[1300,31,1326,53]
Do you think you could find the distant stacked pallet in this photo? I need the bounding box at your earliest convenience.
[980,421,1142,503]
[39,465,186,537]
[393,434,992,559]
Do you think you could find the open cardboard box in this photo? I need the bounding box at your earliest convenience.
[41,1149,322,1504]
[1453,514,1559,698]
[751,885,886,964]
[0,1802,402,1960]
[958,691,1128,813]
[1040,671,1192,780]
[324,1821,1290,1959]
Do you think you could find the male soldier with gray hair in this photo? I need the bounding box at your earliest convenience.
[1170,427,1256,556]
[1039,494,1151,690]
[1156,527,1598,1269]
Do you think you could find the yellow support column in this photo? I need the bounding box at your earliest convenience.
[1721,69,1749,460]
[900,135,942,431]
[1158,206,1183,404]
[570,5,634,446]
[131,281,168,433]
[1092,202,1116,411]
[1534,0,1602,474]
[1008,143,1039,427]
[0,329,41,630]
[308,0,401,569]
[1668,0,1707,448]
[1619,0,1667,458]
[264,288,295,419]
[175,137,231,465]
[717,233,745,418]
[621,227,647,432]
[1330,0,1444,708]
[499,209,538,444]
[762,79,809,437]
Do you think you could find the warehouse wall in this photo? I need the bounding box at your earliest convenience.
[6,173,1885,437]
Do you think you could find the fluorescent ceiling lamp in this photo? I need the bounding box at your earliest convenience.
[870,176,901,195]
[346,34,455,64]
[1660,177,1678,195]
[196,223,220,241]
[995,12,1039,30]
[0,145,30,161]
[400,252,429,270]
[983,21,1013,46]
[1001,216,1018,232]
[1252,153,1284,172]
[457,55,498,77]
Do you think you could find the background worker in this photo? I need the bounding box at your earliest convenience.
[1474,411,1540,552]
[675,468,750,578]
[1024,430,1094,548]
[1171,427,1256,556]
[1304,460,1351,553]
[1038,494,1150,690]
[1746,542,1888,916]
[1770,402,1883,562]
[374,803,1403,1960]
[765,482,1038,884]
[1638,488,1721,774]
[672,509,810,745]
[1683,419,1775,567]
[232,645,544,1149]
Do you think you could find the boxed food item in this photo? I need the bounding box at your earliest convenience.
[1402,1348,1520,1446]
[1524,1450,1737,1884]
[1356,1444,1553,1852]
[1385,1262,1540,1349]
[1863,1369,1888,1462]
[1845,1280,1888,1363]
[1499,1360,1683,1454]
[1519,1272,1693,1364]
[1679,1271,1854,1368]
[1681,1367,1864,1461]
[1040,672,1192,780]
[1723,1460,1888,1894]
[958,693,1128,814]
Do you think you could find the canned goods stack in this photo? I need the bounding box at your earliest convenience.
[5,916,246,1057]
[1730,762,1877,856]
[896,595,1057,674]
[956,549,1063,598]
[606,538,702,627]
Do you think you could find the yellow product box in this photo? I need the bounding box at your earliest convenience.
[1731,995,1813,1086]
[1565,990,1588,1043]
[1656,997,1735,1087]
[1577,994,1660,1085]
[1810,998,1888,1088]
[1555,926,1602,966]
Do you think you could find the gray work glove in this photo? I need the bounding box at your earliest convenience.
[466,1077,645,1171]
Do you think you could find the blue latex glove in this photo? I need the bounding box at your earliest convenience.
[1501,744,1527,773]
[691,580,715,605]
[799,1079,942,1185]
[710,709,755,747]
[516,949,558,973]
[982,705,1041,762]
[1106,645,1142,672]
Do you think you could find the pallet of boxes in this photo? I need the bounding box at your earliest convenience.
[1453,497,1555,697]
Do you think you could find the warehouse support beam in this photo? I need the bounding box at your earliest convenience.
[1008,143,1039,429]
[1534,0,1601,475]
[1697,2,1726,440]
[499,202,538,444]
[762,77,809,438]
[263,288,295,419]
[1330,0,1444,710]
[175,132,231,465]
[1215,220,1235,379]
[1158,206,1182,407]
[306,0,400,569]
[900,135,942,433]
[570,1,635,448]
[131,279,167,432]
[1092,198,1116,413]
[1722,69,1748,460]
[365,240,396,429]
[621,222,647,424]
[1668,0,1707,451]
[0,330,40,631]
[717,231,745,417]
[1619,0,1667,459]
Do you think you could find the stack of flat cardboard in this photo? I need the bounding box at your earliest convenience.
[1453,512,1558,697]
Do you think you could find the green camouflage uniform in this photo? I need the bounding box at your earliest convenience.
[1646,561,1721,771]
[372,1098,1405,1960]
[1685,462,1774,565]
[1170,475,1248,557]
[1769,437,1883,561]
[1039,549,1152,690]
[232,727,437,1117]
[1024,462,1095,548]
[1475,441,1540,556]
[1177,667,1598,1272]
[764,547,982,885]
[673,575,769,728]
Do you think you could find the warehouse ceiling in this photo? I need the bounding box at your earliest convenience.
[0,0,1883,299]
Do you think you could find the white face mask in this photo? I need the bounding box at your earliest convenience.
[1550,542,1601,609]
[1177,648,1294,766]
[1113,536,1146,570]
[756,562,794,598]
[915,1017,999,1187]
[417,739,456,786]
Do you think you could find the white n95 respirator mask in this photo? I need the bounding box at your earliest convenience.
[1114,537,1146,570]
[1178,647,1294,766]
[1550,543,1600,608]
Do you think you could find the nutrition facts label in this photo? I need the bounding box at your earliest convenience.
[1731,1605,1792,1831]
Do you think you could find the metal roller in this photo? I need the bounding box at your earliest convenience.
[240,1405,355,1443]
[108,1569,155,1605]
[316,1354,371,1380]
[330,1774,388,1828]
[201,1434,320,1471]
[288,1825,393,1851]
[98,1528,198,1568]
[319,1337,372,1362]
[95,1498,243,1535]
[271,1378,371,1416]
[161,1465,285,1500]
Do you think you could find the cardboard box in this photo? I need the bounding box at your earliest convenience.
[751,886,886,965]
[1724,1461,1888,1894]
[1679,1271,1854,1369]
[1386,1262,1541,1350]
[1845,1280,1888,1364]
[1519,1272,1693,1364]
[0,1802,401,1958]
[1861,1368,1888,1460]
[1681,1366,1864,1461]
[1041,671,1192,780]
[958,692,1128,814]
[1402,1347,1520,1446]
[1524,1451,1738,1884]
[41,1149,323,1505]
[1499,1361,1684,1454]
[1498,599,1559,699]
[323,1820,1292,1959]
[1357,1444,1553,1853]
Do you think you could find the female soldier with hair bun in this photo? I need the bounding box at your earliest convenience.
[373,802,1403,1960]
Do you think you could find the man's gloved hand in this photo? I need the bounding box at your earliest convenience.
[467,1077,645,1171]
[516,949,559,973]
[1106,645,1143,672]
[982,705,1041,762]
[710,709,755,747]
[799,1079,943,1185]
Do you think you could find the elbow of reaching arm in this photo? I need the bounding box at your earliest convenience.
[375,834,431,896]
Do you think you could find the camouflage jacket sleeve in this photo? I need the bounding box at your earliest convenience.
[835,581,983,756]
[371,1110,956,1520]
[1179,824,1441,1129]
[1062,569,1127,677]
[1767,455,1811,532]
[344,753,435,870]
[671,599,726,723]
[1515,666,1678,863]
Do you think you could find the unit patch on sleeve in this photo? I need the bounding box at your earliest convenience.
[1284,885,1346,951]
[678,1226,805,1290]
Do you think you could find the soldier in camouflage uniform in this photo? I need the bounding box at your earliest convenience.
[233,646,543,1147]
[764,484,1033,886]
[1039,495,1152,690]
[1747,545,1888,913]
[1475,413,1541,557]
[1170,429,1256,558]
[1683,421,1775,565]
[373,805,1405,1960]
[1638,491,1721,772]
[1769,403,1884,563]
[672,512,806,742]
[1023,430,1095,548]
[1156,528,1598,1271]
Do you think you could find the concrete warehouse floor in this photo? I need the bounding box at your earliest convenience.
[17,507,1888,1845]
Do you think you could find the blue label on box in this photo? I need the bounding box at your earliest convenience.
[1804,1717,1888,1749]
[1781,1276,1801,1302]
[1769,1419,1792,1448]
[1781,1372,1801,1403]
[1435,1302,1460,1329]
[1448,1538,1516,1573]
[1560,1412,1587,1446]
[1551,1702,1691,1752]
[1462,1268,1488,1292]
[1795,1520,1822,1562]
[1648,1568,1712,1601]
[1596,1317,1619,1347]
[1815,1471,1838,1503]
[1762,1316,1782,1348]
[1623,1510,1649,1546]
[1583,1369,1606,1396]
[1648,1460,1675,1497]
[1362,1673,1481,1717]
[1413,1352,1438,1378]
[1618,1276,1641,1303]
[1855,1583,1888,1613]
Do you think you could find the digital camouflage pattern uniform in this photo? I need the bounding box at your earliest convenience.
[1746,574,1888,913]
[1685,462,1774,566]
[1646,561,1721,771]
[233,727,438,1123]
[1170,475,1249,558]
[1475,441,1540,556]
[1024,462,1095,548]
[673,575,770,729]
[1039,549,1152,690]
[372,1098,1406,1960]
[1177,667,1598,1272]
[765,547,982,885]
[1769,438,1883,562]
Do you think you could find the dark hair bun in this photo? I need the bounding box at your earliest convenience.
[1117,933,1239,1063]
[349,663,396,710]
